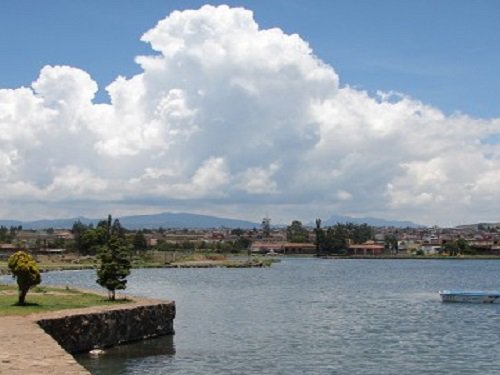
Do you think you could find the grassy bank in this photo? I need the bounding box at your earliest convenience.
[0,257,274,274]
[0,285,130,316]
[163,257,275,268]
[132,252,276,268]
[0,254,97,273]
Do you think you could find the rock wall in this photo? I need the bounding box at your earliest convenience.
[37,302,175,354]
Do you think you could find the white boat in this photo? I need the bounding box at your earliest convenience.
[438,290,500,304]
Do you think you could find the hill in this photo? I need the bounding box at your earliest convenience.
[0,213,259,230]
[0,212,421,230]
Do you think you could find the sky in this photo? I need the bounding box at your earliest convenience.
[0,1,499,226]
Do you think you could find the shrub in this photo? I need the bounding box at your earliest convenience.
[8,251,41,305]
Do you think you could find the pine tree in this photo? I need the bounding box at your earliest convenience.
[96,215,131,300]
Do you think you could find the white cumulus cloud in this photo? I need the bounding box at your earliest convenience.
[0,4,500,225]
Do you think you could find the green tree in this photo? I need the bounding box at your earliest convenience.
[80,226,107,255]
[0,226,12,242]
[348,223,373,244]
[443,238,470,256]
[96,215,131,301]
[261,216,271,238]
[132,231,148,251]
[71,220,89,255]
[286,220,309,243]
[234,236,251,250]
[455,238,470,254]
[9,226,19,239]
[8,251,41,305]
[96,238,131,300]
[325,224,349,253]
[321,222,373,254]
[385,234,398,255]
[443,241,459,256]
[111,218,126,237]
[155,240,176,252]
[314,218,325,256]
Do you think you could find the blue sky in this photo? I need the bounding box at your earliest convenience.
[1,1,500,226]
[2,0,499,117]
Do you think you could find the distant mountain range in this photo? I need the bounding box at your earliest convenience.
[0,212,422,230]
[118,213,259,230]
[0,213,260,230]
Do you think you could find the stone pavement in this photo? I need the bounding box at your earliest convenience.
[0,295,175,374]
[0,316,90,375]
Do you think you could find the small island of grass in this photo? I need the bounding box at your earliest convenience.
[149,253,276,268]
[0,284,130,317]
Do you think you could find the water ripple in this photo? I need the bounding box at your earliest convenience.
[9,258,498,375]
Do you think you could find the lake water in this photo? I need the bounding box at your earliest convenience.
[4,258,500,374]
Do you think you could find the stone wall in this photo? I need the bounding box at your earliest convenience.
[37,301,175,354]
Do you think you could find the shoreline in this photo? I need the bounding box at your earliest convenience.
[1,255,499,276]
[0,258,275,275]
[322,255,500,260]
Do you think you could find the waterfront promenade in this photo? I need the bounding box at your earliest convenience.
[0,294,175,375]
[0,315,89,375]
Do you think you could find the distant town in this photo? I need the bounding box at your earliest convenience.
[1,215,499,263]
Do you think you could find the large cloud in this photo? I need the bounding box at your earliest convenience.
[1,4,500,225]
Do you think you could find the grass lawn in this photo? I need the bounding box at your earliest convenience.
[0,284,131,316]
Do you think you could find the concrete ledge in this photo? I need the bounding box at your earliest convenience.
[37,299,175,354]
[0,296,175,374]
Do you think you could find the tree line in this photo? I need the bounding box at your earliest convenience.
[314,219,374,255]
[72,218,147,255]
[283,219,374,254]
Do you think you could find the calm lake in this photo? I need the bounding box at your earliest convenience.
[7,258,500,374]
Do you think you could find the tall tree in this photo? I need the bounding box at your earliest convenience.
[351,223,373,244]
[314,218,325,256]
[132,231,148,251]
[72,220,89,255]
[96,215,131,300]
[261,216,271,237]
[111,218,126,238]
[455,238,470,254]
[321,222,374,254]
[80,225,107,255]
[0,226,11,242]
[325,224,349,252]
[385,234,398,255]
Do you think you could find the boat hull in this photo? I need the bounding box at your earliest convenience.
[439,290,500,304]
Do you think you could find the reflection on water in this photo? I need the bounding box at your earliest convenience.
[76,335,175,374]
[4,259,500,375]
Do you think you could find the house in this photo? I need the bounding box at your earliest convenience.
[250,241,316,254]
[0,243,20,260]
[54,230,74,240]
[420,244,441,255]
[349,241,385,256]
[397,240,421,254]
[251,242,284,254]
[282,243,316,254]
